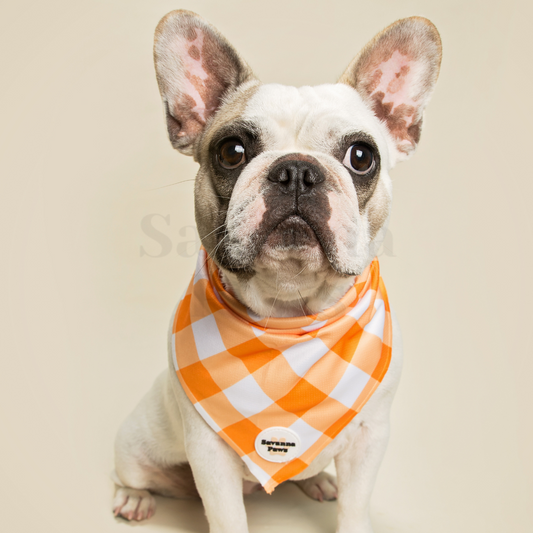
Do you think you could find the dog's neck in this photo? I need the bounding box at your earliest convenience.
[219,248,356,318]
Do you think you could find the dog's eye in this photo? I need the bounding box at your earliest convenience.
[342,144,374,174]
[218,139,246,169]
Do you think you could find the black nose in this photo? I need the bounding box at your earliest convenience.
[267,159,325,194]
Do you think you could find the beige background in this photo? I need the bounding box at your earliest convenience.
[1,0,532,532]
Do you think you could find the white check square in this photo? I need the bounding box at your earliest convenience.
[282,337,330,377]
[242,456,271,486]
[302,320,328,332]
[223,375,274,417]
[364,298,385,341]
[191,314,226,360]
[329,364,371,408]
[289,418,322,455]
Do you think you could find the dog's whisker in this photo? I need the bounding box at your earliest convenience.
[196,234,229,277]
[147,179,195,191]
[296,289,308,317]
[194,210,228,223]
[200,223,227,241]
[263,284,283,329]
[290,265,308,281]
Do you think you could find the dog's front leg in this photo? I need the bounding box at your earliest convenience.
[334,419,390,533]
[184,416,249,533]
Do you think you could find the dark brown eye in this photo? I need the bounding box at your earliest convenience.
[218,139,246,169]
[342,143,374,174]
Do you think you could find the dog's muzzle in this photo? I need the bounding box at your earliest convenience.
[261,158,327,250]
[219,154,340,273]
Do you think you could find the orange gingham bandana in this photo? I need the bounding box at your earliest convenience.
[172,249,392,494]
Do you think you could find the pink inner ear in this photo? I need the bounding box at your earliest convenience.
[363,50,424,153]
[171,29,211,126]
[369,50,418,124]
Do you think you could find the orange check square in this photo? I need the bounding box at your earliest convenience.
[301,396,350,432]
[272,458,308,484]
[346,332,382,376]
[276,379,328,417]
[248,402,299,430]
[228,337,281,373]
[251,355,300,402]
[173,325,200,368]
[304,351,349,395]
[202,351,249,389]
[199,391,245,428]
[330,323,363,362]
[173,294,192,333]
[372,344,391,381]
[223,418,262,455]
[179,362,222,401]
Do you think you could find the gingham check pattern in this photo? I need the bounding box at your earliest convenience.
[172,249,392,494]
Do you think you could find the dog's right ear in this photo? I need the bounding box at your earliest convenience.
[154,10,255,155]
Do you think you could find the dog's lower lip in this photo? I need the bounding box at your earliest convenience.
[264,214,320,249]
[279,214,308,225]
[274,214,314,233]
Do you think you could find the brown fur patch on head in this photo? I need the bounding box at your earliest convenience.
[339,17,442,158]
[365,179,391,241]
[154,10,256,155]
[192,82,261,266]
[195,81,261,163]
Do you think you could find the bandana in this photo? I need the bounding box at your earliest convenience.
[172,249,392,494]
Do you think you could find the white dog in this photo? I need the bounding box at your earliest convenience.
[112,10,441,533]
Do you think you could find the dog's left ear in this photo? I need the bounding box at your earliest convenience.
[339,17,442,161]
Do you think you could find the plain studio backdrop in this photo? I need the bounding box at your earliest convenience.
[1,0,532,532]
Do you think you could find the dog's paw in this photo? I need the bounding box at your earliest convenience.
[294,471,338,502]
[113,487,156,521]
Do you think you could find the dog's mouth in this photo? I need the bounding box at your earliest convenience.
[263,215,320,250]
[216,200,349,275]
[213,176,357,275]
[253,210,340,272]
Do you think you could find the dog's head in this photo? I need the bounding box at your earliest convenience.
[154,10,441,316]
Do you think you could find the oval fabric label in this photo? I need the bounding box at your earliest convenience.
[254,427,301,463]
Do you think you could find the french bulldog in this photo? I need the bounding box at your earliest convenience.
[112,10,441,533]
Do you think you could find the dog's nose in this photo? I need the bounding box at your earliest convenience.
[267,159,325,194]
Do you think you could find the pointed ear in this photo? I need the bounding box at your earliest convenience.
[154,10,256,155]
[339,17,442,160]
